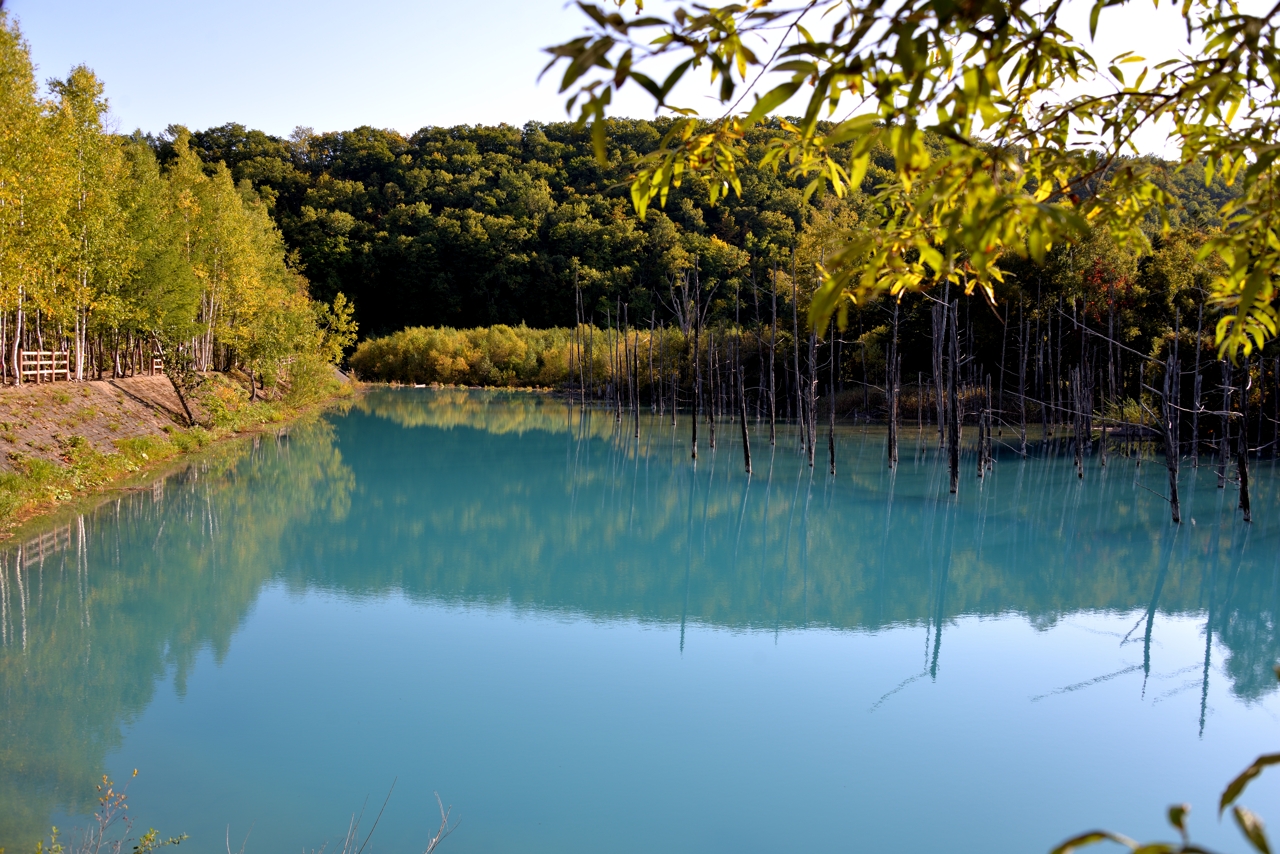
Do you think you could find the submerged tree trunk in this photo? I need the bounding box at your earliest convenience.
[1238,360,1251,522]
[739,357,752,474]
[1218,359,1229,488]
[948,300,960,494]
[1162,351,1181,524]
[808,330,817,468]
[1019,311,1028,458]
[829,320,836,476]
[932,300,947,448]
[692,281,701,460]
[888,300,900,469]
[1191,303,1203,465]
[792,269,804,454]
[769,267,777,445]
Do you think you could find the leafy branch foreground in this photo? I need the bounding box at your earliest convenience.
[11,715,1273,854]
[1054,666,1280,854]
[548,0,1280,360]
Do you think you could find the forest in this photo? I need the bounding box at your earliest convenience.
[180,102,1273,527]
[0,14,354,396]
[1,5,1270,527]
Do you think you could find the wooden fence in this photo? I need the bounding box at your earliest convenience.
[19,350,70,382]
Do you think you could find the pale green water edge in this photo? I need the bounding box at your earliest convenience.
[2,388,1277,854]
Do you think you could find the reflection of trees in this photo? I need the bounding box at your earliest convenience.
[355,388,618,440]
[327,395,1279,702]
[3,392,1278,848]
[0,420,353,849]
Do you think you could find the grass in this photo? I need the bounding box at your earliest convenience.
[0,361,353,534]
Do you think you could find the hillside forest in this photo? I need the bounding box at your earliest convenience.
[3,10,1276,516]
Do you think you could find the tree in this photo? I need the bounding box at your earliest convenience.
[545,0,1280,359]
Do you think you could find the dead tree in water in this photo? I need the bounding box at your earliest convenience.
[1238,360,1252,522]
[947,300,961,494]
[888,300,900,469]
[1018,308,1028,457]
[917,371,924,438]
[632,327,640,438]
[828,319,837,475]
[691,269,701,460]
[791,260,805,455]
[977,375,987,478]
[1160,351,1182,523]
[932,300,947,448]
[808,329,818,467]
[648,312,655,413]
[574,271,585,407]
[1218,359,1229,488]
[708,332,717,451]
[769,266,778,445]
[1191,303,1203,464]
[985,374,993,471]
[738,341,752,474]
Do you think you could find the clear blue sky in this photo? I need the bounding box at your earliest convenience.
[6,0,661,136]
[6,0,1258,151]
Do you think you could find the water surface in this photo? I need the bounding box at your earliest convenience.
[3,389,1278,853]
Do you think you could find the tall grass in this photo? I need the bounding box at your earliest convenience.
[349,325,577,387]
[348,323,722,389]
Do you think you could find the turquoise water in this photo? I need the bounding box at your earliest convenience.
[3,388,1278,854]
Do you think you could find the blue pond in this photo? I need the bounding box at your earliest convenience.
[2,388,1278,854]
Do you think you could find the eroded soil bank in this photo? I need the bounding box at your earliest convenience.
[0,370,353,535]
[0,376,190,471]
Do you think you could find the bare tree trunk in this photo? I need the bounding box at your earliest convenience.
[1238,360,1251,522]
[11,290,22,386]
[978,375,988,478]
[948,300,960,494]
[917,371,923,438]
[1162,351,1182,523]
[1018,316,1029,458]
[792,267,804,453]
[769,266,777,445]
[739,355,752,474]
[1072,366,1084,478]
[649,312,655,413]
[888,300,899,469]
[1218,359,1229,488]
[828,319,836,475]
[808,330,817,467]
[1191,302,1203,464]
[986,374,994,471]
[708,332,718,450]
[932,300,946,448]
[633,327,640,438]
[153,336,196,427]
[692,267,701,460]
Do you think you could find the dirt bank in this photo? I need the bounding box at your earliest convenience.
[0,370,352,534]
[0,376,194,472]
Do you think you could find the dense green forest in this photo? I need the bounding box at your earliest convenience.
[174,116,1238,340]
[0,14,354,394]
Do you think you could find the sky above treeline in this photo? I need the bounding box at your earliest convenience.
[8,0,1268,150]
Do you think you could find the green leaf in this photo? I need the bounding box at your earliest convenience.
[1051,830,1138,854]
[743,81,802,127]
[1221,754,1280,816]
[1234,806,1273,854]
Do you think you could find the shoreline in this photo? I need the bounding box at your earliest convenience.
[0,371,357,540]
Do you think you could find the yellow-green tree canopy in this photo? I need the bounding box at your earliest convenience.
[0,11,355,389]
[546,0,1280,359]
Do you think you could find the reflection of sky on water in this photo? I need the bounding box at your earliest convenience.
[2,389,1278,854]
